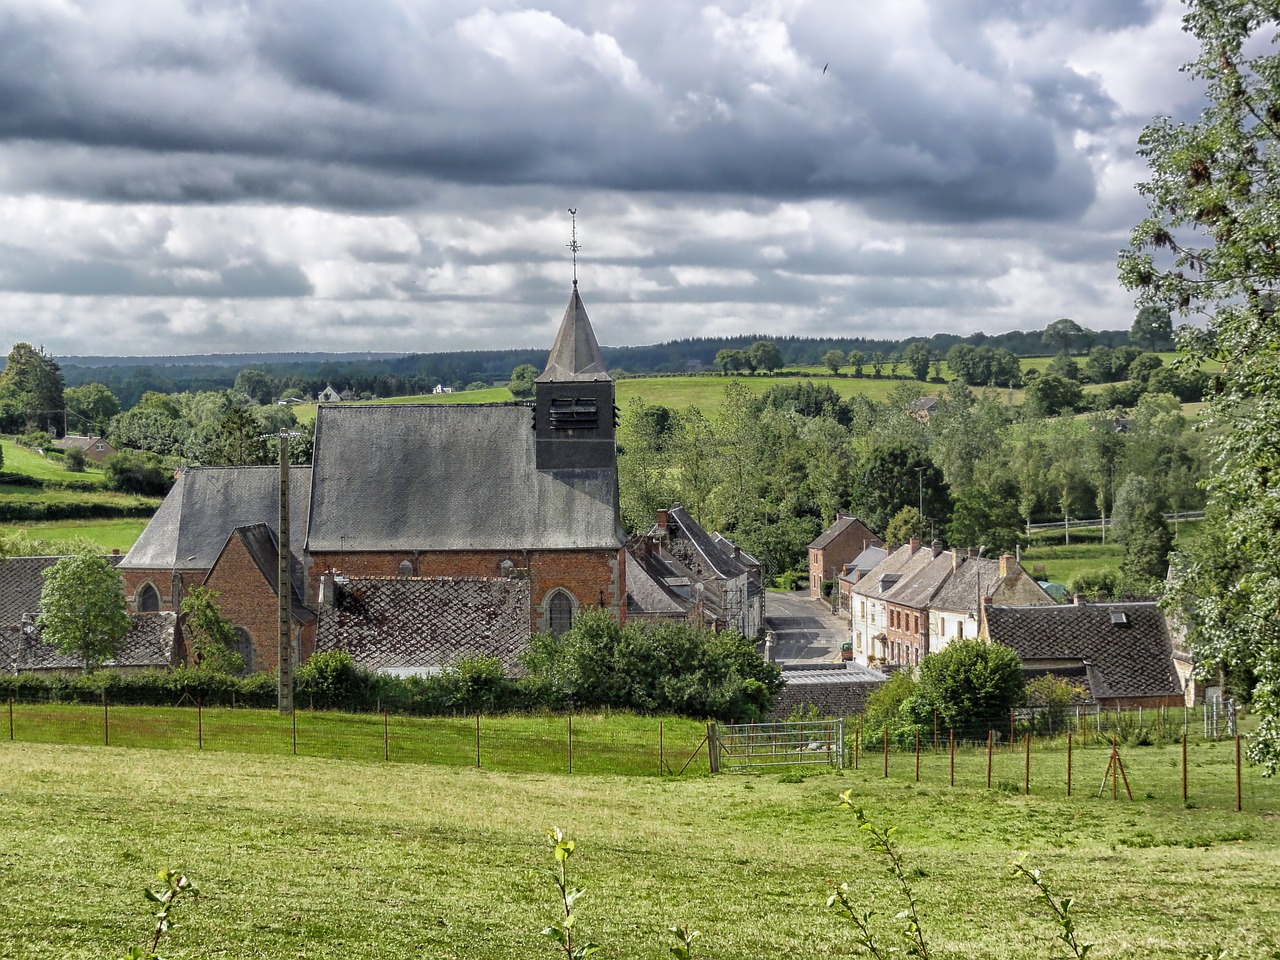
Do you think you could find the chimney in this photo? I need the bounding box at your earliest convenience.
[319,571,335,610]
[1074,593,1087,606]
[909,536,921,554]
[999,554,1014,578]
[656,509,669,533]
[931,540,943,558]
[112,548,120,556]
[968,546,980,559]
[979,595,992,636]
[952,548,960,572]
[733,545,741,560]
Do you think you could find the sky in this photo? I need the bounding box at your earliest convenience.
[0,0,1209,358]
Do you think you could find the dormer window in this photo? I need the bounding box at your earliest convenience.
[549,397,598,429]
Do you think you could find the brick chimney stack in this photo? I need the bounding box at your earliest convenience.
[931,540,943,558]
[999,554,1014,578]
[656,509,669,533]
[909,536,921,554]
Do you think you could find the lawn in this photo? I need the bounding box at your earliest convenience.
[1,726,1278,959]
[0,517,149,552]
[0,438,104,487]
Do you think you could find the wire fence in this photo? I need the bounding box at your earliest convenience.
[0,695,713,778]
[844,705,1276,815]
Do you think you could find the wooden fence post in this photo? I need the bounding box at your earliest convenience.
[197,699,203,751]
[1023,732,1031,796]
[1181,733,1187,803]
[103,691,109,747]
[1067,731,1072,797]
[707,722,719,774]
[659,719,664,776]
[883,726,889,778]
[1236,734,1243,812]
[1009,710,1015,752]
[986,729,993,789]
[8,694,12,741]
[949,729,955,787]
[292,707,297,755]
[854,720,861,770]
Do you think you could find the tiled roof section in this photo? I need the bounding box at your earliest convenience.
[711,533,759,568]
[536,287,611,383]
[931,556,1052,613]
[662,504,748,580]
[217,524,316,625]
[838,545,890,583]
[985,602,1182,700]
[55,435,107,452]
[625,545,693,617]
[314,576,532,673]
[887,549,955,608]
[16,612,180,671]
[778,662,888,684]
[306,404,622,552]
[121,466,312,571]
[0,556,127,667]
[847,543,921,598]
[809,515,877,551]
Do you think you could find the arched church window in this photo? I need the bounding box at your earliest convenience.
[136,583,160,612]
[233,627,254,673]
[549,591,576,636]
[398,560,413,577]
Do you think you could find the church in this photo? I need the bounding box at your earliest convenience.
[118,283,628,673]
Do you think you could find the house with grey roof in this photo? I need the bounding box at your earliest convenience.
[808,514,880,599]
[646,504,764,638]
[836,544,890,618]
[928,552,1053,653]
[982,599,1184,708]
[13,612,183,674]
[55,434,118,463]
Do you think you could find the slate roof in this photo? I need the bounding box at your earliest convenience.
[985,602,1182,700]
[809,515,877,551]
[306,404,623,552]
[625,545,694,617]
[838,545,889,583]
[536,287,611,383]
[712,532,759,568]
[886,547,956,608]
[121,466,312,572]
[655,504,750,581]
[778,662,888,684]
[211,524,316,625]
[930,555,1052,612]
[0,556,124,671]
[314,577,531,673]
[847,543,921,599]
[14,612,181,672]
[55,435,111,452]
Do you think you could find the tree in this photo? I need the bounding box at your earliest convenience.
[1042,318,1085,355]
[870,352,886,377]
[63,447,86,473]
[180,587,245,674]
[1046,353,1079,381]
[1118,0,1280,771]
[1022,373,1084,418]
[884,505,926,546]
[211,405,269,466]
[508,364,538,399]
[821,349,846,375]
[233,368,274,405]
[907,638,1026,734]
[0,343,65,434]
[850,443,950,535]
[1130,305,1174,351]
[748,340,783,374]
[846,350,866,377]
[103,449,174,496]
[64,383,120,432]
[1127,353,1164,387]
[37,554,130,672]
[714,349,746,375]
[902,342,932,382]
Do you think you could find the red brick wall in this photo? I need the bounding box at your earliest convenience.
[121,568,206,612]
[886,603,925,666]
[309,547,625,631]
[203,536,313,673]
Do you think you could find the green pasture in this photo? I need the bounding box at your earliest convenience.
[1,729,1277,959]
[0,518,148,552]
[0,438,104,486]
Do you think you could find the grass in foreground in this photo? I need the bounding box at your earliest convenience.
[1,731,1277,959]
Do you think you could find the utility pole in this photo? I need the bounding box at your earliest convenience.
[278,432,293,716]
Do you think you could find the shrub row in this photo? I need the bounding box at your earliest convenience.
[0,499,158,522]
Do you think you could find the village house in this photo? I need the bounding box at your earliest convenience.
[927,551,1053,653]
[835,543,890,618]
[981,598,1185,709]
[808,514,880,599]
[54,434,118,464]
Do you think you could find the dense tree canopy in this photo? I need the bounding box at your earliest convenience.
[1120,0,1280,771]
[0,343,65,434]
[37,554,130,672]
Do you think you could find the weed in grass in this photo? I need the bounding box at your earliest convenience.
[123,869,197,960]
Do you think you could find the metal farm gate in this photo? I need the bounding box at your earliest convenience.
[711,718,845,772]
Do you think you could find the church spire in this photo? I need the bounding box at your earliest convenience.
[538,211,610,382]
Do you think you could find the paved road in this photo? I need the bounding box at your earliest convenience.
[763,591,847,664]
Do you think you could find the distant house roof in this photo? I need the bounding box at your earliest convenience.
[120,466,312,572]
[536,287,612,383]
[625,544,695,618]
[652,504,750,581]
[314,576,531,674]
[985,602,1183,701]
[210,524,315,625]
[809,515,877,552]
[306,404,623,552]
[55,435,111,452]
[911,397,939,413]
[14,612,181,672]
[838,545,890,583]
[886,548,955,608]
[931,555,1052,612]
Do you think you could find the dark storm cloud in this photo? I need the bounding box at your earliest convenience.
[0,1,1116,225]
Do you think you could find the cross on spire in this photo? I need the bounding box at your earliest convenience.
[567,208,580,287]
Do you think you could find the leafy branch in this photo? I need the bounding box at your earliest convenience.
[1010,856,1092,958]
[124,868,198,960]
[542,827,600,960]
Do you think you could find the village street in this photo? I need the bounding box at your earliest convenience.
[762,591,847,664]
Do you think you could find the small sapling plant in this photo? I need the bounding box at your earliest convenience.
[124,868,198,960]
[1010,856,1093,958]
[542,827,601,960]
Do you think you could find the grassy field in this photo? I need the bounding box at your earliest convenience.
[0,518,149,552]
[1,439,104,486]
[1,731,1277,959]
